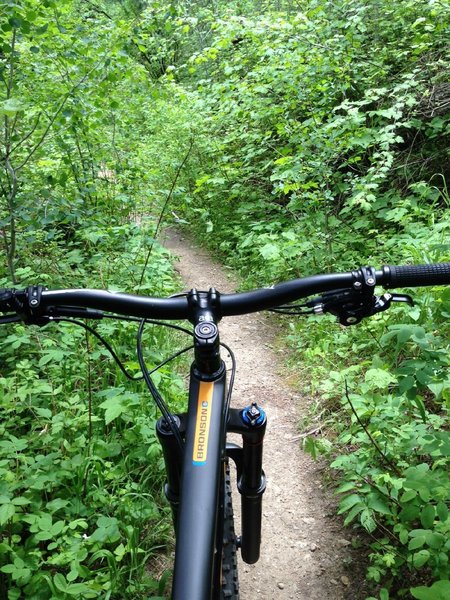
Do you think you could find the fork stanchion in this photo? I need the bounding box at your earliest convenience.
[156,414,184,531]
[238,403,267,564]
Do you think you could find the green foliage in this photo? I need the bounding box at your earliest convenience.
[171,0,450,283]
[293,289,450,596]
[1,0,449,596]
[0,2,190,596]
[0,0,169,282]
[158,0,450,596]
[411,580,450,600]
[0,219,185,597]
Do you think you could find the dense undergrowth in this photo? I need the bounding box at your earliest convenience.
[0,223,185,598]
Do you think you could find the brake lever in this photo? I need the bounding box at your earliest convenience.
[306,291,414,326]
[372,293,414,315]
[390,293,414,305]
[23,306,105,326]
[0,286,105,326]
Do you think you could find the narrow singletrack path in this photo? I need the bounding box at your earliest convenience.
[163,229,367,600]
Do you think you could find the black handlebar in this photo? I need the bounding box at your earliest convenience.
[0,262,449,323]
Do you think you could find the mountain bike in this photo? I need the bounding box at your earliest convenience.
[1,262,449,599]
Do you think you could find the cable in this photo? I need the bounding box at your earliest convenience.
[22,312,231,454]
[137,319,184,451]
[220,342,236,412]
[48,317,190,453]
[51,317,143,381]
[147,345,194,375]
[52,317,193,383]
[269,300,316,316]
[269,298,320,316]
[270,308,315,315]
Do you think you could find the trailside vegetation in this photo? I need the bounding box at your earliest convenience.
[154,1,450,598]
[0,1,187,597]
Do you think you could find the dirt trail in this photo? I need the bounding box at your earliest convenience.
[163,229,367,600]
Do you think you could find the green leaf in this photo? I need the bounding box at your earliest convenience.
[412,550,430,568]
[360,508,376,533]
[364,368,396,389]
[99,397,124,425]
[409,535,426,550]
[399,528,408,545]
[11,496,30,506]
[338,494,363,514]
[114,543,126,561]
[51,520,65,535]
[0,98,26,116]
[8,17,22,29]
[436,502,448,523]
[90,516,120,543]
[335,482,357,494]
[425,531,445,550]
[0,503,15,525]
[259,243,280,260]
[104,403,123,424]
[420,505,435,529]
[380,589,389,600]
[53,573,68,593]
[418,486,430,503]
[65,583,95,595]
[35,530,53,541]
[411,580,450,600]
[367,493,391,515]
[35,23,48,35]
[400,490,417,503]
[343,503,364,525]
[0,564,16,574]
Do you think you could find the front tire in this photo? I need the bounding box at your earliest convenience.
[220,464,239,599]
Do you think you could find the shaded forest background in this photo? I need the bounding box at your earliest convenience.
[0,1,449,598]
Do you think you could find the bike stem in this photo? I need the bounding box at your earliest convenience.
[187,287,223,378]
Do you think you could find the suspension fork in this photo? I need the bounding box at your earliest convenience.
[227,404,267,564]
[157,403,271,552]
[156,413,185,530]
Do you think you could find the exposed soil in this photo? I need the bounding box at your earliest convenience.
[162,229,368,600]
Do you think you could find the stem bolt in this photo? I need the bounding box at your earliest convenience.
[345,316,358,324]
[194,322,218,340]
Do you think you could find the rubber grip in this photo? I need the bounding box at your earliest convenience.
[387,263,450,287]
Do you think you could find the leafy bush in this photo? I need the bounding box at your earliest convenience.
[0,219,186,598]
[165,0,450,596]
[295,286,450,597]
[173,0,450,283]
